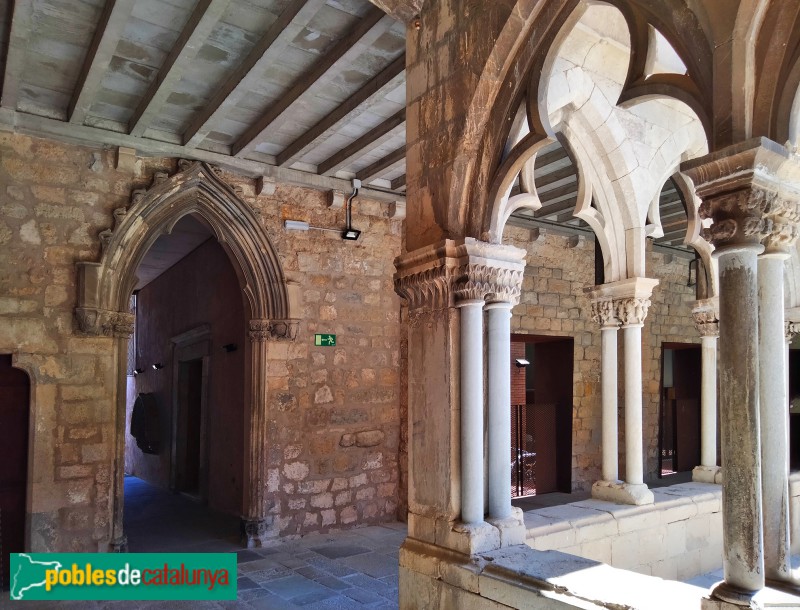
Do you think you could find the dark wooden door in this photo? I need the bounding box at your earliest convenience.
[175,359,203,495]
[673,347,701,472]
[0,355,29,590]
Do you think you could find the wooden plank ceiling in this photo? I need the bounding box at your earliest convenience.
[0,0,688,247]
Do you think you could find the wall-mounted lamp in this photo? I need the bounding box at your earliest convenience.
[342,179,361,241]
[133,368,144,376]
[222,343,238,353]
[515,358,530,368]
[152,363,164,370]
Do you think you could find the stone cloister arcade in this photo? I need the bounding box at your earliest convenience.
[396,0,800,607]
[1,0,800,608]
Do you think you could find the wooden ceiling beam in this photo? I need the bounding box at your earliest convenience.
[69,0,138,124]
[391,174,406,190]
[277,54,405,167]
[233,8,395,157]
[182,0,328,148]
[356,146,405,182]
[317,109,405,175]
[1,0,35,111]
[129,0,232,137]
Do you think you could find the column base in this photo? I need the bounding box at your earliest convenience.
[242,518,275,548]
[693,465,723,484]
[109,535,128,553]
[486,507,527,548]
[765,577,800,598]
[591,480,654,505]
[704,581,800,609]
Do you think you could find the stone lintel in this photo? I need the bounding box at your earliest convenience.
[693,465,723,484]
[591,480,654,506]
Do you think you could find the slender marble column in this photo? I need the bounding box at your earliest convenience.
[486,301,513,521]
[591,299,620,482]
[716,244,765,600]
[758,252,793,585]
[617,297,650,487]
[691,301,720,483]
[458,299,485,525]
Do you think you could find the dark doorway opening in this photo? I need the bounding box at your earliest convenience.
[510,335,574,497]
[0,355,29,590]
[659,343,702,477]
[790,347,800,471]
[175,358,204,497]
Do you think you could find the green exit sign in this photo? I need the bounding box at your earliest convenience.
[315,334,336,346]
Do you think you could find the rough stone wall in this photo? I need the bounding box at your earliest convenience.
[0,132,172,551]
[213,169,404,537]
[504,225,700,491]
[0,132,403,550]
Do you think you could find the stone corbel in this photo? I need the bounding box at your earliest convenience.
[248,319,300,342]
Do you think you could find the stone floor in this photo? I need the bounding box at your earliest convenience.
[4,475,791,609]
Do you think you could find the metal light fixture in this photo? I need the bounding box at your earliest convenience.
[152,363,164,370]
[342,179,361,241]
[133,368,144,376]
[515,358,530,368]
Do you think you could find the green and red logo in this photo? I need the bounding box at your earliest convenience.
[9,553,236,600]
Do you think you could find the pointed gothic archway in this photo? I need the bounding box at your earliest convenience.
[75,160,300,548]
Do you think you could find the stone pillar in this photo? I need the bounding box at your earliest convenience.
[395,238,526,555]
[486,301,513,522]
[244,318,299,548]
[681,138,800,604]
[456,299,485,525]
[587,280,657,506]
[589,298,620,484]
[691,299,722,484]
[757,207,800,591]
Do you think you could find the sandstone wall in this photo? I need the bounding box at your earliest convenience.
[0,132,403,550]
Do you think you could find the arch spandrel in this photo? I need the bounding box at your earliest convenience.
[76,160,295,335]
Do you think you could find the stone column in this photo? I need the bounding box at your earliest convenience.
[244,318,299,548]
[617,296,651,491]
[395,238,526,555]
[587,279,657,506]
[681,138,800,604]
[456,299,485,525]
[110,313,135,553]
[691,299,722,484]
[486,300,513,522]
[758,211,800,590]
[589,298,620,484]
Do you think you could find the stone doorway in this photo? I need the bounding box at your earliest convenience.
[0,355,30,590]
[510,335,574,497]
[659,344,702,477]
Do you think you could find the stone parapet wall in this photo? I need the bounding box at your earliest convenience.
[523,482,723,580]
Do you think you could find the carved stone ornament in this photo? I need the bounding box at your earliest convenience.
[249,319,300,342]
[590,298,618,328]
[76,308,135,338]
[395,264,454,311]
[692,308,719,337]
[453,263,524,305]
[615,297,651,327]
[786,321,800,343]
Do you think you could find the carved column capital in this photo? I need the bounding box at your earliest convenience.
[76,307,135,338]
[786,321,800,343]
[691,299,719,338]
[589,298,619,329]
[394,238,526,310]
[615,297,651,328]
[681,138,800,253]
[248,319,300,342]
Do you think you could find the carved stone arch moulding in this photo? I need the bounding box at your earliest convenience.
[75,160,300,335]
